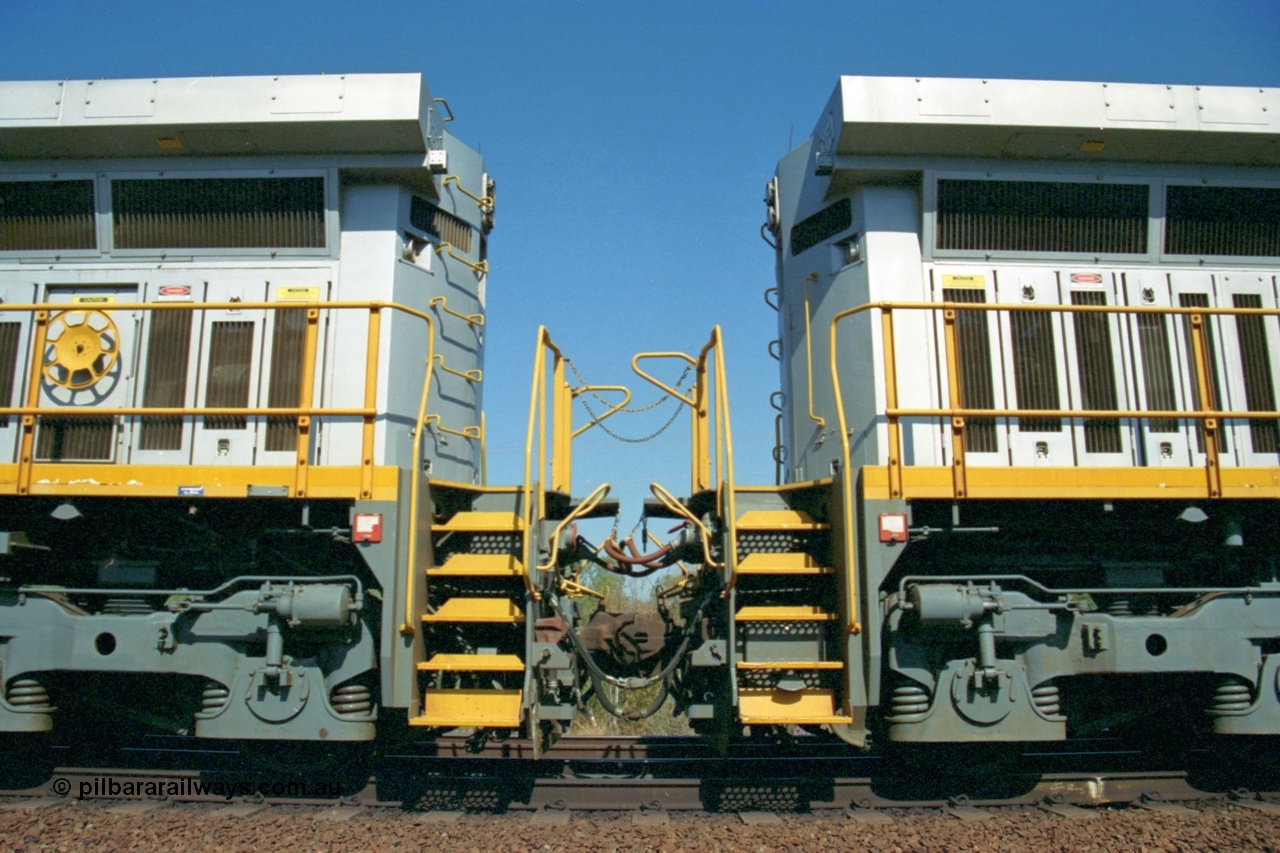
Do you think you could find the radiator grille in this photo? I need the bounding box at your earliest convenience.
[265,309,308,451]
[937,180,1148,255]
[113,177,325,249]
[1009,308,1062,433]
[790,198,852,256]
[138,311,194,450]
[1166,186,1280,257]
[204,322,254,430]
[36,417,114,461]
[944,288,997,452]
[1179,293,1228,454]
[1231,294,1279,454]
[1135,312,1180,433]
[410,196,472,253]
[1070,291,1122,453]
[0,324,21,429]
[0,180,96,251]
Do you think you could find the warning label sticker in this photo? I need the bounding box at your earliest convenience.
[275,286,320,302]
[71,295,116,305]
[940,274,986,290]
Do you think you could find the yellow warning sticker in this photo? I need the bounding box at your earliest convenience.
[275,286,320,302]
[941,274,986,290]
[71,295,116,305]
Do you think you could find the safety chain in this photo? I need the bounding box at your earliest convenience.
[566,359,693,444]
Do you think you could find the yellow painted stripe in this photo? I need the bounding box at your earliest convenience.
[862,465,1280,500]
[418,654,524,672]
[737,553,830,575]
[735,605,835,622]
[431,511,524,532]
[738,689,853,725]
[736,509,828,531]
[429,553,524,577]
[0,463,398,500]
[412,689,523,728]
[735,661,843,670]
[422,598,524,623]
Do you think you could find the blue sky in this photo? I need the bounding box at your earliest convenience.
[3,1,1279,530]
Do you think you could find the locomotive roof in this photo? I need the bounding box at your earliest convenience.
[816,76,1280,167]
[0,73,444,161]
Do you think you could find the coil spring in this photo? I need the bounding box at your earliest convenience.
[1031,683,1062,718]
[330,684,373,716]
[201,683,230,712]
[1106,599,1133,617]
[888,683,930,721]
[5,678,51,709]
[1209,678,1253,714]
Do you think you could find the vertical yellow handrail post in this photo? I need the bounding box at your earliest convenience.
[552,354,572,493]
[881,307,902,500]
[537,344,548,518]
[293,306,320,499]
[693,350,711,493]
[360,306,382,500]
[400,314,437,636]
[17,310,48,496]
[712,327,741,598]
[803,275,826,431]
[1188,312,1223,498]
[941,304,968,499]
[827,309,863,636]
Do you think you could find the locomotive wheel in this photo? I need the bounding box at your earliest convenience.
[41,309,120,389]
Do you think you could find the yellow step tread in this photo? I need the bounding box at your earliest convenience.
[422,598,525,623]
[735,661,844,671]
[431,511,524,533]
[735,605,836,622]
[737,553,831,575]
[738,688,854,725]
[410,688,522,728]
[735,510,828,531]
[429,553,524,577]
[418,654,525,672]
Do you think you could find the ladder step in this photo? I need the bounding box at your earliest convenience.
[736,510,828,531]
[418,654,525,672]
[410,689,523,728]
[429,553,524,577]
[422,598,525,623]
[736,661,843,671]
[737,553,830,575]
[735,605,836,622]
[432,511,524,533]
[738,688,853,725]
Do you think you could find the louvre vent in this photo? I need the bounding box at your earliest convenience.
[1166,186,1280,258]
[1135,312,1179,434]
[204,322,254,430]
[138,311,194,450]
[790,198,852,256]
[36,417,114,461]
[0,180,96,251]
[0,324,21,429]
[1069,291,1121,453]
[265,309,308,452]
[113,177,325,249]
[937,180,1148,255]
[1179,293,1228,454]
[1009,308,1062,433]
[410,196,472,253]
[1231,293,1279,454]
[944,288,997,453]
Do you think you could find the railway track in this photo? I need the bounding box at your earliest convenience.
[2,735,1278,815]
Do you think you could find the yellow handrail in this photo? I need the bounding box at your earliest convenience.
[442,175,495,214]
[632,328,737,592]
[802,275,825,431]
[433,354,483,383]
[570,385,632,438]
[422,414,482,440]
[434,241,489,276]
[537,482,611,571]
[429,296,485,327]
